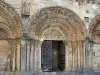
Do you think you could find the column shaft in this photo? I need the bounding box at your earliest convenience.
[21,41,26,71]
[17,42,21,71]
[12,42,16,71]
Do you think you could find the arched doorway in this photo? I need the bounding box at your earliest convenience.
[89,14,100,70]
[41,40,65,72]
[26,6,85,72]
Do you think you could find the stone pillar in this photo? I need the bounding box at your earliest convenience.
[66,41,72,71]
[12,41,16,72]
[30,41,35,70]
[71,41,74,70]
[84,39,89,70]
[16,41,21,71]
[83,41,85,69]
[34,41,37,70]
[76,41,78,70]
[65,41,68,70]
[80,41,84,70]
[77,41,80,69]
[89,42,93,70]
[21,40,27,71]
[26,41,31,71]
[72,41,77,71]
[7,40,12,71]
[36,40,42,71]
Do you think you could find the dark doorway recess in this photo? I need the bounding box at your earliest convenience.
[41,40,65,72]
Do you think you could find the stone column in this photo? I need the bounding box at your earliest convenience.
[21,40,27,71]
[84,39,89,71]
[7,40,13,71]
[16,41,21,71]
[77,41,80,69]
[83,41,85,69]
[12,41,16,72]
[89,42,93,70]
[72,41,77,71]
[80,41,84,71]
[65,41,68,70]
[66,41,72,71]
[30,41,35,70]
[34,41,37,70]
[26,41,31,71]
[71,41,76,71]
[36,40,42,71]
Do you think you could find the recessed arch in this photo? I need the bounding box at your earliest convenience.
[26,6,86,71]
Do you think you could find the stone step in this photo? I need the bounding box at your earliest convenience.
[0,71,98,75]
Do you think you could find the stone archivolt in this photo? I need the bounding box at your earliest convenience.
[0,0,22,38]
[0,22,12,38]
[27,6,85,41]
[89,14,100,43]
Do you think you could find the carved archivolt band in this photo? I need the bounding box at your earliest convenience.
[89,14,100,39]
[0,0,23,38]
[26,6,85,41]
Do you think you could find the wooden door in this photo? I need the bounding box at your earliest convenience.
[58,42,65,70]
[41,40,52,71]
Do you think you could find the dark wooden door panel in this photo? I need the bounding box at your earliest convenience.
[41,40,52,71]
[59,42,65,70]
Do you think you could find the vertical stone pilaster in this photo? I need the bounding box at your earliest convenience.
[12,41,16,72]
[30,41,34,70]
[85,46,89,70]
[72,41,77,71]
[89,42,93,70]
[65,41,68,70]
[78,41,80,69]
[21,40,26,71]
[71,41,73,70]
[80,41,84,70]
[7,40,12,71]
[67,41,72,71]
[83,38,90,71]
[16,41,21,71]
[26,41,31,71]
[35,40,42,71]
[34,41,37,70]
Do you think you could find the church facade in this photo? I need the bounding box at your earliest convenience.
[0,0,100,75]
